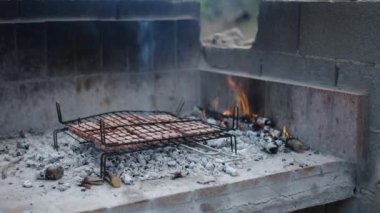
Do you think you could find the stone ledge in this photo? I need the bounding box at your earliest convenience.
[0,0,199,23]
[0,153,355,212]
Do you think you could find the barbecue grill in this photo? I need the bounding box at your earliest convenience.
[53,103,238,178]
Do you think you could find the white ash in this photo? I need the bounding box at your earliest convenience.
[224,166,238,177]
[0,118,302,190]
[22,180,33,188]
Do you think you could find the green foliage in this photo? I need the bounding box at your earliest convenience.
[200,0,220,20]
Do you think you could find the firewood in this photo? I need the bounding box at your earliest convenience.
[286,138,305,153]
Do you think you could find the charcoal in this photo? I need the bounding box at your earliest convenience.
[45,166,64,180]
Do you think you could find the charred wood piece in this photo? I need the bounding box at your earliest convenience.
[286,138,305,153]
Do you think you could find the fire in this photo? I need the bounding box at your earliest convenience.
[222,109,233,116]
[211,97,220,111]
[226,76,256,118]
[282,126,290,139]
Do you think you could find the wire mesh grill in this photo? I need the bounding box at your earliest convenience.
[55,103,234,153]
[54,102,237,178]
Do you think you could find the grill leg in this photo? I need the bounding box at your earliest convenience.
[53,127,68,151]
[230,137,233,152]
[234,135,237,154]
[100,153,108,179]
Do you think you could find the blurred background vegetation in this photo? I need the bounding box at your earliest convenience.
[200,0,260,42]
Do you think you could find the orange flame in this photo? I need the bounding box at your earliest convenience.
[226,76,253,117]
[211,97,220,111]
[222,109,233,116]
[282,126,290,138]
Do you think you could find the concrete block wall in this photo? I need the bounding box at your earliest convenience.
[0,0,201,135]
[202,1,380,212]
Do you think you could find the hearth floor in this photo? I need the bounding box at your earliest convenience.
[0,131,355,212]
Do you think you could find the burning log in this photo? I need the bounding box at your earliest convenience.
[195,106,237,128]
[282,127,305,153]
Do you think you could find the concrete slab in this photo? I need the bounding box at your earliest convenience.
[19,0,117,19]
[0,24,17,81]
[177,19,200,69]
[74,22,102,74]
[0,150,354,213]
[152,21,176,71]
[17,23,47,80]
[47,22,75,77]
[0,0,18,19]
[101,22,128,73]
[0,70,201,135]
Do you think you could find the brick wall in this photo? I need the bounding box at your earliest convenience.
[0,0,201,134]
[202,2,380,212]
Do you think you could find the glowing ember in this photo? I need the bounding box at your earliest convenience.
[222,109,233,116]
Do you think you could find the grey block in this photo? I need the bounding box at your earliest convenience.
[17,23,46,80]
[75,22,101,74]
[19,0,117,19]
[152,21,176,71]
[178,1,200,19]
[177,19,200,69]
[203,47,261,76]
[337,63,375,92]
[47,22,75,77]
[253,2,300,53]
[299,2,380,63]
[0,0,18,19]
[338,63,380,128]
[101,22,127,73]
[261,53,336,87]
[119,0,177,19]
[0,24,18,81]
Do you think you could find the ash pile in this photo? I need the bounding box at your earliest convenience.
[0,107,307,191]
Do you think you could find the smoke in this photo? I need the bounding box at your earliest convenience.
[138,21,154,72]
